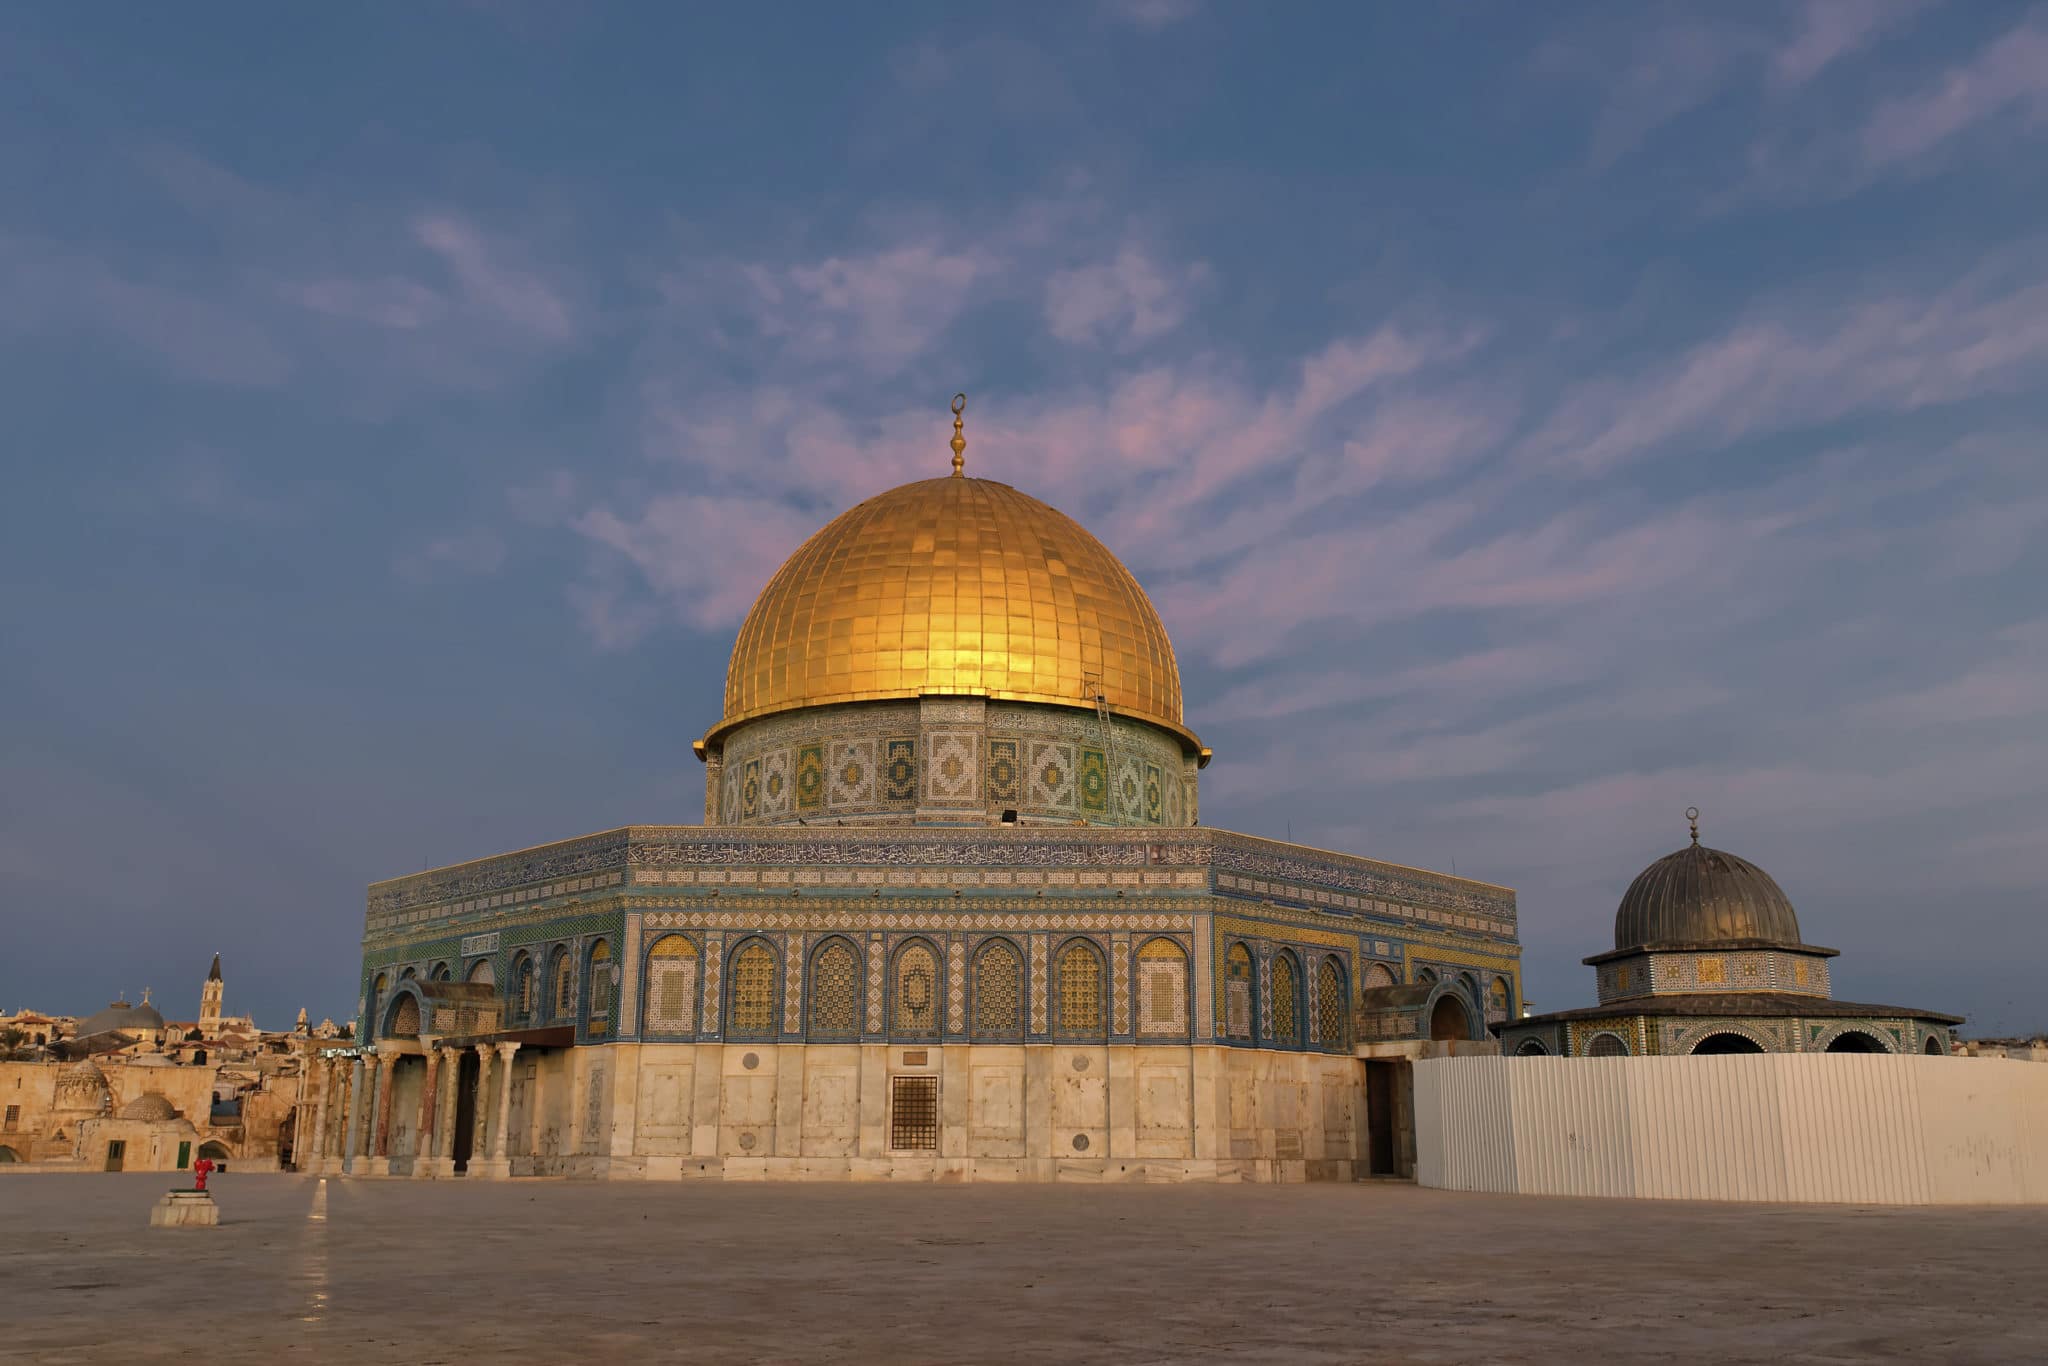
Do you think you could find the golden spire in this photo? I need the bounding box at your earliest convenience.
[950,392,967,476]
[1686,806,1701,845]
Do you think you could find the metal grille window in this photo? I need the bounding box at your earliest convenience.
[1271,953,1300,1047]
[889,1075,938,1151]
[1055,941,1104,1038]
[972,941,1022,1037]
[726,941,777,1039]
[810,941,859,1037]
[1315,958,1346,1049]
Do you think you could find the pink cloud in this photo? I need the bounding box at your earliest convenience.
[1862,19,2048,166]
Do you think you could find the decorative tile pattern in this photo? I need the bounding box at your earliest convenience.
[1225,943,1254,1039]
[1027,740,1075,810]
[884,739,917,802]
[1116,758,1143,823]
[1079,748,1108,814]
[726,940,777,1039]
[865,935,885,1032]
[829,739,877,808]
[946,938,966,1033]
[1030,935,1049,1033]
[1271,952,1301,1047]
[1055,940,1104,1038]
[642,934,699,1034]
[782,934,805,1034]
[701,935,724,1038]
[760,749,792,819]
[741,759,761,821]
[987,738,1020,805]
[795,744,825,812]
[893,941,940,1036]
[1143,763,1163,824]
[1111,938,1132,1035]
[1314,957,1345,1048]
[925,731,978,803]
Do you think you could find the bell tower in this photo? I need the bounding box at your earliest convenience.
[200,953,224,1033]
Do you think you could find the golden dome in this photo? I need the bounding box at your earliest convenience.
[707,473,1196,750]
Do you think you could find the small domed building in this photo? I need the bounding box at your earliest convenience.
[311,401,1522,1182]
[1499,812,1960,1058]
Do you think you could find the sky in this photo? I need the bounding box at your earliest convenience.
[2,2,2044,1036]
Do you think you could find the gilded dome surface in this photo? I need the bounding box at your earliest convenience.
[1613,839,1803,950]
[710,474,1192,747]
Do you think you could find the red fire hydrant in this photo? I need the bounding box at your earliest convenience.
[192,1157,215,1191]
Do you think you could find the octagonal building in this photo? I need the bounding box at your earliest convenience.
[314,406,1520,1182]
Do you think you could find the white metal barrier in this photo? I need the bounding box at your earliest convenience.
[1413,1054,2048,1205]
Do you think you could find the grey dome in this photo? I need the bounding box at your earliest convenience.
[118,1092,178,1122]
[1614,840,1802,950]
[76,998,166,1038]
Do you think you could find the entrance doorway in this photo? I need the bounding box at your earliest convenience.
[1364,1061,1398,1176]
[104,1140,126,1172]
[451,1049,480,1173]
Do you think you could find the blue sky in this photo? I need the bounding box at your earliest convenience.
[3,2,2044,1034]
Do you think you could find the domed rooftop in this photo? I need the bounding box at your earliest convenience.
[1613,812,1803,951]
[76,997,166,1039]
[61,1058,107,1080]
[117,1092,178,1122]
[705,407,1193,750]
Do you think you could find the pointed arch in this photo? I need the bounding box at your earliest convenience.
[1270,950,1302,1049]
[1362,962,1397,991]
[548,947,574,1023]
[808,937,861,1040]
[1135,937,1188,1038]
[1224,942,1256,1041]
[511,953,536,1023]
[1053,938,1105,1040]
[725,938,779,1041]
[891,938,942,1039]
[586,940,614,1036]
[970,938,1024,1039]
[1314,955,1347,1050]
[642,935,700,1035]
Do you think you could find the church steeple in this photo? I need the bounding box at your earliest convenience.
[200,953,225,1032]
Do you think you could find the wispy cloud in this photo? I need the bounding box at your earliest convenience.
[1774,0,1932,87]
[1862,17,2048,167]
[1044,244,1209,349]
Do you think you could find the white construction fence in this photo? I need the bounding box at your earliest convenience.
[1414,1053,2048,1205]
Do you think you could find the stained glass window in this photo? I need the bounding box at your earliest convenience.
[1314,957,1345,1049]
[552,951,574,1020]
[644,936,698,1034]
[972,940,1021,1037]
[1055,940,1104,1038]
[1271,952,1300,1048]
[810,940,859,1038]
[893,941,939,1037]
[726,941,777,1039]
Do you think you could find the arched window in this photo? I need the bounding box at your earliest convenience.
[725,940,778,1040]
[1825,1030,1887,1054]
[587,940,613,1036]
[465,958,494,986]
[1415,967,1438,984]
[386,994,420,1038]
[971,939,1022,1039]
[550,950,574,1022]
[1135,938,1188,1038]
[1054,940,1104,1039]
[1692,1031,1763,1055]
[809,939,860,1039]
[892,941,940,1038]
[1924,1035,1945,1055]
[1314,956,1347,1049]
[429,962,451,983]
[644,936,700,1034]
[1429,993,1470,1042]
[1487,977,1510,1021]
[1270,952,1302,1048]
[1586,1031,1629,1057]
[400,966,418,981]
[1514,1038,1550,1056]
[365,973,387,1041]
[1362,962,1397,991]
[1224,943,1256,1040]
[513,955,536,1021]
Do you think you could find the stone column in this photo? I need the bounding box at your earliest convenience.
[373,1048,400,1159]
[342,1055,366,1174]
[309,1058,332,1168]
[415,1045,443,1172]
[472,1043,497,1171]
[490,1041,521,1166]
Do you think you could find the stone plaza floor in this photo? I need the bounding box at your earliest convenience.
[2,1174,2044,1364]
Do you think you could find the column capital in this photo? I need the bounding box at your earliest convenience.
[374,1043,405,1062]
[475,1041,496,1060]
[495,1040,522,1062]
